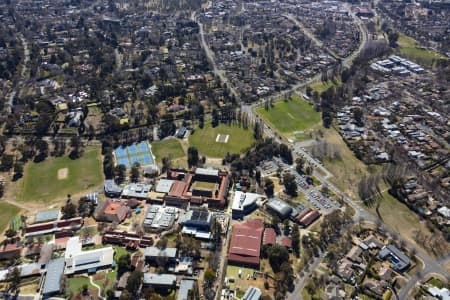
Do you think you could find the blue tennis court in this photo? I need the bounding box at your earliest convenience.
[138,142,149,152]
[128,145,138,154]
[142,154,153,164]
[115,147,127,158]
[114,142,155,169]
[117,158,130,168]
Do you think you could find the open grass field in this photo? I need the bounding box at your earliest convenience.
[0,202,21,234]
[397,34,447,67]
[151,138,186,165]
[367,191,442,253]
[257,96,321,141]
[319,128,371,199]
[189,123,255,158]
[14,146,103,205]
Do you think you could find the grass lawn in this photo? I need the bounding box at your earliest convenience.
[257,95,321,141]
[226,265,258,291]
[193,181,217,189]
[151,138,186,166]
[397,33,447,67]
[189,123,255,158]
[367,191,440,253]
[67,276,96,295]
[0,202,21,234]
[320,128,371,199]
[15,146,103,204]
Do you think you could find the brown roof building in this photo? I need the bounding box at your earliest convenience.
[95,200,130,223]
[263,228,276,245]
[164,168,230,208]
[228,219,264,267]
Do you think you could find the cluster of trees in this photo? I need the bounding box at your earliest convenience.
[283,173,297,196]
[310,141,342,162]
[357,174,382,208]
[381,22,399,48]
[262,244,295,300]
[319,210,352,246]
[187,146,200,168]
[223,139,293,180]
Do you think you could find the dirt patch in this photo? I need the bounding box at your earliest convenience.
[57,168,68,180]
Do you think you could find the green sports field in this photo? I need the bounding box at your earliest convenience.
[188,123,255,158]
[151,138,186,165]
[0,202,20,234]
[257,96,321,140]
[15,146,103,204]
[397,34,447,66]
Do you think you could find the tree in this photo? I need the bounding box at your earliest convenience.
[295,157,305,173]
[125,271,143,295]
[187,147,199,168]
[130,164,140,182]
[118,253,131,276]
[115,164,127,182]
[69,136,83,159]
[291,224,300,257]
[7,267,21,292]
[13,162,23,180]
[264,178,274,197]
[266,245,289,273]
[61,202,77,219]
[5,229,17,238]
[204,268,216,283]
[1,154,14,171]
[211,109,219,127]
[283,173,297,196]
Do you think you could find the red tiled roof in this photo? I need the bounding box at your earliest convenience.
[263,228,276,245]
[169,181,188,197]
[281,237,292,248]
[228,219,263,266]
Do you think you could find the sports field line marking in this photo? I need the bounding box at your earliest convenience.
[287,112,295,119]
[215,134,220,142]
[224,134,230,143]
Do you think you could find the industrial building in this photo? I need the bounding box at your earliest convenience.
[228,219,264,268]
[143,273,177,288]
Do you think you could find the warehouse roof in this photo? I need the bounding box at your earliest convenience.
[145,246,177,258]
[155,179,174,193]
[143,273,177,286]
[35,210,60,223]
[178,279,195,300]
[42,258,65,295]
[228,219,263,266]
[195,168,219,177]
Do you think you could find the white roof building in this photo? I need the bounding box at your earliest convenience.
[64,236,114,275]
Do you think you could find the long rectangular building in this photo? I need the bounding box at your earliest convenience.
[228,219,263,267]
